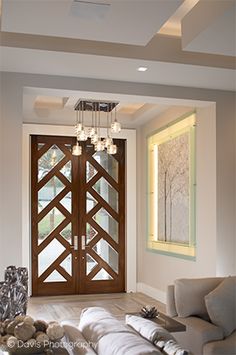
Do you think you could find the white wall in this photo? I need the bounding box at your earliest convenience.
[0,74,22,279]
[0,72,235,291]
[215,93,236,275]
[137,92,236,301]
[0,76,3,279]
[137,105,218,302]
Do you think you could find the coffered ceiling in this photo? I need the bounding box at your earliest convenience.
[0,0,235,127]
[0,1,235,78]
[1,0,183,45]
[23,89,170,128]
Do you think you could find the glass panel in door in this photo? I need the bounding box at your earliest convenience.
[80,141,125,294]
[31,136,75,296]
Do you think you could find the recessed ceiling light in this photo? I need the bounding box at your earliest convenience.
[137,67,148,72]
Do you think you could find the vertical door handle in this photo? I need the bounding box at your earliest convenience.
[81,235,86,250]
[74,235,78,251]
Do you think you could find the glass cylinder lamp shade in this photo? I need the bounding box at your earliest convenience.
[111,120,121,133]
[91,132,99,144]
[72,142,82,156]
[103,136,113,148]
[95,139,105,152]
[88,127,96,138]
[107,144,117,155]
[75,122,82,134]
[77,129,87,141]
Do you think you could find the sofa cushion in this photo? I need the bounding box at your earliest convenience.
[166,285,178,317]
[172,316,224,355]
[205,276,236,337]
[174,278,223,318]
[203,329,236,355]
[79,307,133,344]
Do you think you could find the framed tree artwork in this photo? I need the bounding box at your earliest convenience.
[147,113,196,259]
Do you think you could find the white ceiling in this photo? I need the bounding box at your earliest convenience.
[0,0,235,127]
[159,0,200,37]
[1,0,183,45]
[182,0,236,57]
[23,87,212,128]
[23,90,170,128]
[1,46,235,91]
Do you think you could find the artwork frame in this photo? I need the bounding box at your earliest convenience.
[147,112,196,260]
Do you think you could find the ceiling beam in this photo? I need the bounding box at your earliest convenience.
[0,31,235,69]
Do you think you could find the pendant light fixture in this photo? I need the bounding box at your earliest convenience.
[72,141,82,156]
[72,100,121,156]
[95,102,105,152]
[103,104,113,148]
[72,109,82,155]
[77,101,87,141]
[111,106,121,133]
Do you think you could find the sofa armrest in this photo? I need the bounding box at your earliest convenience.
[203,330,236,355]
[166,285,178,317]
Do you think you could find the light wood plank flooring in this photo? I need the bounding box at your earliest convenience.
[28,292,165,324]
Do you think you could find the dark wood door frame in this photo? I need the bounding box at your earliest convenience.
[31,135,125,296]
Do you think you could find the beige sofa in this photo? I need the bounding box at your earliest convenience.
[62,307,190,355]
[166,276,236,355]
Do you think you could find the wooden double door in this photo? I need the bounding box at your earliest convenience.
[31,135,125,296]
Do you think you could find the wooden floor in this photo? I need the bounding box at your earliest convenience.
[28,292,165,325]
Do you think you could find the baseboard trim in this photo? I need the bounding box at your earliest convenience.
[137,282,166,304]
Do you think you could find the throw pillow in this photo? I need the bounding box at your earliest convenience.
[174,277,223,319]
[156,339,189,355]
[205,276,236,337]
[126,316,189,355]
[125,315,175,343]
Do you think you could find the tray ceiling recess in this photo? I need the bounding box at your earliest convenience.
[1,0,183,45]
